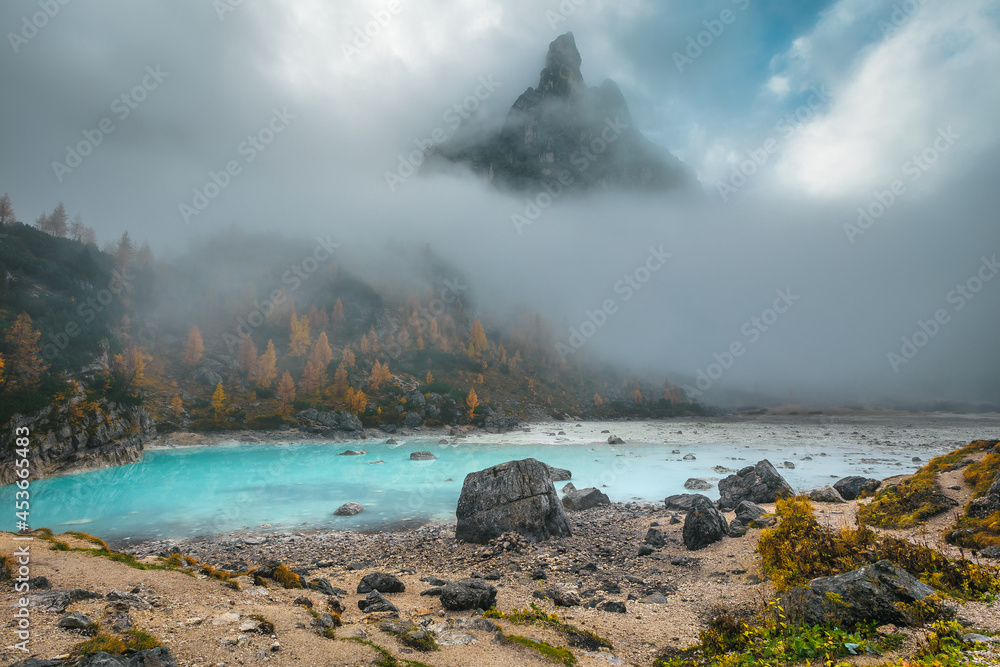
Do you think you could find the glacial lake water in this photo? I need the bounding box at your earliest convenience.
[3,416,997,545]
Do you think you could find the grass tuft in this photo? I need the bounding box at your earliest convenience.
[503,635,577,666]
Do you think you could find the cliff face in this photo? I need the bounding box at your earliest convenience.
[428,32,697,193]
[0,383,155,486]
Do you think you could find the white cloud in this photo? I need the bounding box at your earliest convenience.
[774,0,1000,197]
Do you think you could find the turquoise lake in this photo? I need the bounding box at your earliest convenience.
[3,416,992,545]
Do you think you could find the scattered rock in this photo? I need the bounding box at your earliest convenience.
[534,586,581,607]
[639,592,668,604]
[440,578,498,611]
[607,435,626,444]
[455,458,572,544]
[357,572,405,594]
[808,486,846,503]
[682,454,696,461]
[410,451,436,460]
[561,482,577,494]
[717,460,794,510]
[599,600,627,613]
[385,438,398,444]
[56,611,95,631]
[293,595,313,607]
[358,590,399,613]
[783,560,935,626]
[682,495,728,551]
[338,449,366,456]
[833,476,882,500]
[637,544,655,556]
[563,487,611,511]
[334,502,364,516]
[684,478,712,491]
[783,461,795,469]
[734,500,766,524]
[307,578,336,595]
[644,528,666,547]
[28,588,101,612]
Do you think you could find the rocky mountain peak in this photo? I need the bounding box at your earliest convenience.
[425,32,697,194]
[538,32,585,98]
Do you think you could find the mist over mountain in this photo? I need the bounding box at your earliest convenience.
[426,33,697,193]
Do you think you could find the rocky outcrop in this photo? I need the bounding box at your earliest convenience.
[295,408,362,432]
[0,383,155,486]
[717,460,794,510]
[682,495,728,550]
[782,560,935,626]
[483,408,522,433]
[426,33,696,194]
[833,476,881,501]
[455,458,572,544]
[967,473,1000,519]
[562,487,610,511]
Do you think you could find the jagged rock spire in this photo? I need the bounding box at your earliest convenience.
[537,32,585,98]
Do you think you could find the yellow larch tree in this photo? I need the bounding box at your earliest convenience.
[257,340,277,389]
[289,313,311,357]
[466,387,479,418]
[211,383,227,421]
[183,326,204,366]
[276,371,296,409]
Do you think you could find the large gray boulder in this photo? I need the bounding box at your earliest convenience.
[562,487,610,511]
[357,572,405,594]
[717,460,794,510]
[783,560,935,626]
[402,412,423,428]
[968,473,1000,519]
[682,495,729,550]
[455,458,572,544]
[440,578,498,611]
[833,476,881,501]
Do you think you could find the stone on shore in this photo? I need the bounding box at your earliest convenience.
[562,487,610,511]
[684,478,712,491]
[833,476,881,500]
[455,458,572,544]
[782,560,935,626]
[334,502,364,516]
[357,572,405,594]
[358,590,399,613]
[440,578,498,611]
[808,486,846,503]
[717,459,794,510]
[682,495,728,550]
[543,463,572,481]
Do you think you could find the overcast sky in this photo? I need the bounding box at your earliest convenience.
[2,0,999,408]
